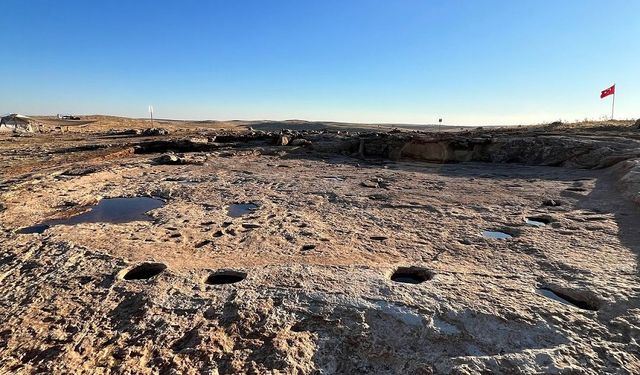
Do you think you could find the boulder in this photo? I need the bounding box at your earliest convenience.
[154,153,180,164]
[155,153,206,165]
[61,166,99,176]
[142,127,170,136]
[276,135,290,146]
[106,128,141,135]
[290,138,311,146]
[613,158,640,204]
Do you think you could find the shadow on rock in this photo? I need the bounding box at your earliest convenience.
[109,291,149,332]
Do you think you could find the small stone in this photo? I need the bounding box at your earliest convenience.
[155,153,180,164]
[361,180,379,188]
[543,199,562,207]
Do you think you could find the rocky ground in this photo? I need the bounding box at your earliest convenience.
[1,118,640,374]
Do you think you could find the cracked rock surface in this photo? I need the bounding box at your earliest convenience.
[1,119,640,374]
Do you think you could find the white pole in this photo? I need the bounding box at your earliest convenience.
[611,86,615,120]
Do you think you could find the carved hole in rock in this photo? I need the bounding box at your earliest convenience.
[391,267,433,284]
[195,240,212,248]
[370,236,388,241]
[122,262,167,280]
[525,217,550,227]
[205,270,246,285]
[537,287,599,311]
[482,230,513,239]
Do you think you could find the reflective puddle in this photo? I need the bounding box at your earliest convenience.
[17,197,164,234]
[525,217,549,227]
[482,230,512,239]
[227,203,258,218]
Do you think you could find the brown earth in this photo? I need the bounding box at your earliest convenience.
[1,117,639,374]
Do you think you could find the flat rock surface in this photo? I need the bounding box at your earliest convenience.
[1,122,639,374]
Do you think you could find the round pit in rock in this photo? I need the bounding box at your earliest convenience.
[205,270,246,285]
[390,267,434,284]
[525,217,551,227]
[121,262,167,280]
[370,236,388,241]
[537,287,599,311]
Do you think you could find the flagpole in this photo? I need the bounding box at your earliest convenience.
[611,85,615,120]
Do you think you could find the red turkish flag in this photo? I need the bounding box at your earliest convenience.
[600,84,615,98]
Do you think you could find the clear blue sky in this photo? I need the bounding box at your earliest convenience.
[1,0,638,125]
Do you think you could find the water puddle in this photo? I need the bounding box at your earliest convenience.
[537,288,598,311]
[482,230,512,239]
[525,217,549,227]
[227,203,258,218]
[17,197,164,234]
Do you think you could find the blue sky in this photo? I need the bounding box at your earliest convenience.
[1,1,638,125]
